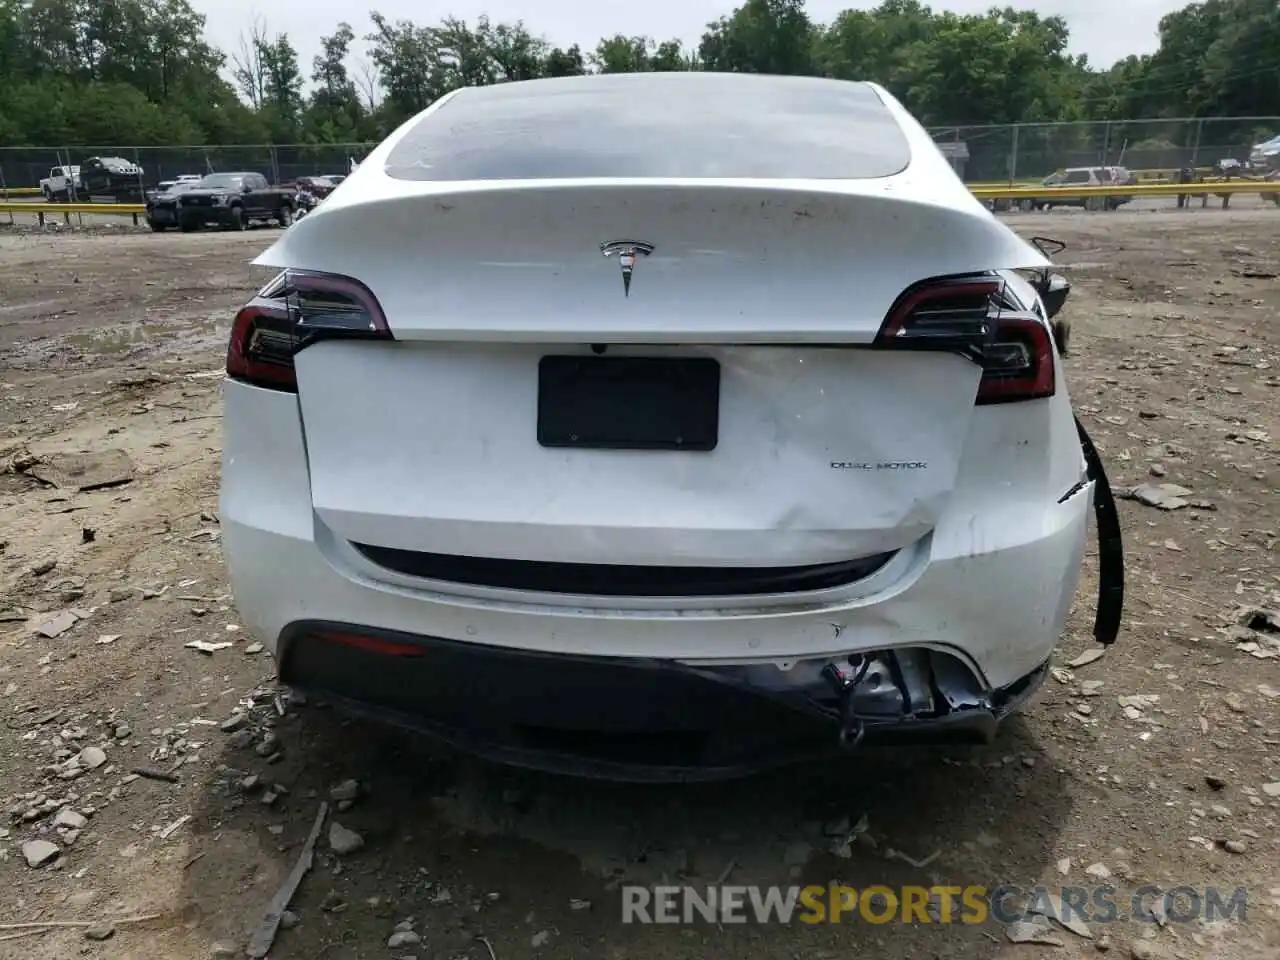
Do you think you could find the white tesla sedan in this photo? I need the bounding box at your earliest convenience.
[220,73,1123,781]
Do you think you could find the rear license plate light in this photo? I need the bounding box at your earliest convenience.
[537,356,720,451]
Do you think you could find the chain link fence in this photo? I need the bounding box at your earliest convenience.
[926,117,1280,183]
[0,143,374,195]
[3,118,1280,192]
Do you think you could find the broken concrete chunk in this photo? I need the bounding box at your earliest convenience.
[54,807,88,830]
[1122,482,1193,510]
[328,822,364,855]
[1029,889,1093,938]
[329,779,360,803]
[22,839,60,867]
[83,922,115,941]
[185,639,233,654]
[1067,647,1107,668]
[78,745,107,769]
[33,610,77,638]
[1006,916,1063,945]
[26,448,135,491]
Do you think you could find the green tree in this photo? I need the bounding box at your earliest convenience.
[542,44,586,77]
[699,0,816,75]
[3,0,1280,157]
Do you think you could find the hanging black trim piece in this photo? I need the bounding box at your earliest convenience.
[1075,415,1124,645]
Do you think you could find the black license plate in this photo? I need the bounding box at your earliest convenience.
[151,209,172,221]
[537,356,720,451]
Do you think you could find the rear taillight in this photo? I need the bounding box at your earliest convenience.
[225,269,392,392]
[876,274,1055,405]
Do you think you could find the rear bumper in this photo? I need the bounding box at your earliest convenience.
[220,379,1091,765]
[280,621,1050,781]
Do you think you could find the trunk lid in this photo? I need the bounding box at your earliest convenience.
[294,341,981,569]
[257,182,1045,344]
[276,182,1036,575]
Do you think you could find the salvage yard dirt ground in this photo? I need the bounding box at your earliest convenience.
[1,209,1278,960]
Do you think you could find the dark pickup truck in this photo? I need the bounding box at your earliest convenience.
[147,172,296,232]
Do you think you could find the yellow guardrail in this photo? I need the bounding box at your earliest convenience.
[0,201,146,225]
[0,186,43,196]
[970,180,1278,198]
[0,201,145,213]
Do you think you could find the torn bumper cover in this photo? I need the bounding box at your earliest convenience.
[277,621,1049,782]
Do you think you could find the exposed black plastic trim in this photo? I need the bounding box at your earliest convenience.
[352,543,898,597]
[1076,416,1124,645]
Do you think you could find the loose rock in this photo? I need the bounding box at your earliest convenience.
[79,745,107,769]
[83,922,116,941]
[34,610,77,638]
[1122,482,1193,510]
[328,822,364,855]
[22,838,60,867]
[1222,839,1247,854]
[1006,917,1063,945]
[388,931,421,948]
[54,807,88,830]
[329,779,360,803]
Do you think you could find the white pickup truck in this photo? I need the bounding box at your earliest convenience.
[40,165,82,201]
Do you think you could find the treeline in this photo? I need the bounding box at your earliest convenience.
[0,0,1277,148]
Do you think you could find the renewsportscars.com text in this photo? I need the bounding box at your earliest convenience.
[621,884,1249,925]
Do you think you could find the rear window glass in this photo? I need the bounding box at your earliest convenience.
[384,74,912,182]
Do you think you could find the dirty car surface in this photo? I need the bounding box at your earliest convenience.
[219,73,1123,781]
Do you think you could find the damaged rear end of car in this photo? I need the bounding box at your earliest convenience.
[219,73,1122,781]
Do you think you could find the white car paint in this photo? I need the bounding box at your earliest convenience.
[220,74,1093,773]
[40,165,80,198]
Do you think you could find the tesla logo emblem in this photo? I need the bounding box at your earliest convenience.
[600,240,654,297]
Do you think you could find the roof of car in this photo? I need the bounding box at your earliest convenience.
[385,73,912,182]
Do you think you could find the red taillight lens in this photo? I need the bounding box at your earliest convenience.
[878,278,1004,342]
[974,315,1055,404]
[225,269,393,393]
[226,302,296,390]
[876,274,1056,405]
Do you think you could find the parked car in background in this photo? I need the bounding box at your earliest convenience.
[144,180,202,230]
[146,180,180,202]
[294,175,342,199]
[1024,166,1133,211]
[78,156,147,202]
[40,165,81,201]
[163,172,296,232]
[1249,134,1280,168]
